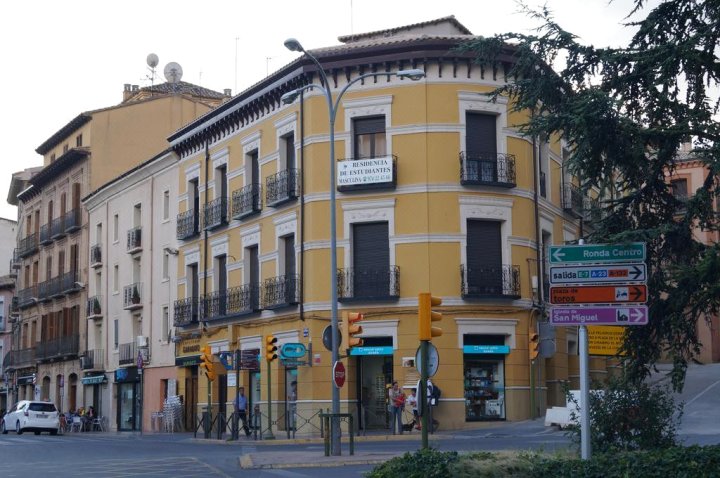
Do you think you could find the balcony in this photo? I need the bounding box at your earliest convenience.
[119,342,137,366]
[337,266,400,302]
[37,279,53,302]
[90,244,102,268]
[64,208,82,233]
[337,156,396,192]
[173,297,199,327]
[201,284,261,321]
[40,223,52,245]
[562,183,584,218]
[460,264,521,299]
[203,197,228,230]
[123,283,143,310]
[17,233,38,259]
[262,274,301,309]
[51,216,66,240]
[60,270,81,294]
[231,183,262,220]
[583,196,604,224]
[87,295,103,320]
[17,286,38,308]
[127,227,142,253]
[460,152,516,187]
[80,349,104,371]
[176,209,200,240]
[10,249,21,270]
[35,335,80,362]
[266,168,301,206]
[6,347,36,369]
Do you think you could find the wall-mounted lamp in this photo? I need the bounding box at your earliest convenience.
[164,247,179,255]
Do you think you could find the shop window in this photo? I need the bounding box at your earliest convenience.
[353,116,386,159]
[463,334,507,421]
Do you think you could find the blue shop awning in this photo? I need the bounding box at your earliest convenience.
[81,375,106,385]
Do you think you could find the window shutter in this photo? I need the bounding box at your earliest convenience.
[467,220,502,294]
[352,222,390,297]
[466,113,497,157]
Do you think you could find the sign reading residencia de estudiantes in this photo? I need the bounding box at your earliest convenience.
[337,156,393,187]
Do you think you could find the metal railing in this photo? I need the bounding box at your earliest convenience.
[176,209,200,240]
[123,283,143,309]
[5,347,35,368]
[127,226,142,252]
[460,264,521,299]
[173,297,199,327]
[231,183,262,219]
[40,223,52,245]
[266,169,300,206]
[81,349,104,370]
[203,197,228,230]
[460,152,516,187]
[51,216,66,239]
[262,274,301,309]
[119,342,136,365]
[35,335,79,361]
[17,286,37,308]
[90,244,102,266]
[562,183,584,217]
[64,208,82,233]
[337,266,400,301]
[87,295,103,318]
[201,284,261,321]
[17,233,38,259]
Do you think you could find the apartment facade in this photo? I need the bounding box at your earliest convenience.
[6,82,226,421]
[168,17,604,434]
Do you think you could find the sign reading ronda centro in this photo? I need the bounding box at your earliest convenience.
[337,155,394,189]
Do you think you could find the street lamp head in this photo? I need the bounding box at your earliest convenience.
[281,89,302,105]
[396,68,426,81]
[284,38,304,53]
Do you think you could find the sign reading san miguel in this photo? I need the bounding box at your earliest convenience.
[550,306,649,326]
[337,155,393,187]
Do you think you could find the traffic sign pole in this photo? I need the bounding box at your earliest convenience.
[420,339,429,450]
[579,324,591,460]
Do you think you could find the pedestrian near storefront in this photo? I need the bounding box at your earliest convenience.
[388,381,405,435]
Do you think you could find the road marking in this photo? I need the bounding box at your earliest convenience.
[684,379,720,407]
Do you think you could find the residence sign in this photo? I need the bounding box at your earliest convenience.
[337,156,393,187]
[549,242,646,264]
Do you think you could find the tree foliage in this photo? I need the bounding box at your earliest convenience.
[462,0,720,389]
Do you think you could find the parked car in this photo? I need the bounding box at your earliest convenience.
[1,400,59,435]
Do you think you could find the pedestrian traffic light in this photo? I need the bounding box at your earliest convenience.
[200,345,216,381]
[265,335,278,362]
[529,332,540,361]
[418,292,442,341]
[345,312,364,351]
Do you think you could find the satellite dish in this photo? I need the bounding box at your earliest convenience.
[164,62,183,83]
[146,53,159,68]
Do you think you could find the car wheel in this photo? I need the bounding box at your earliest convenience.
[16,421,22,435]
[1,421,7,434]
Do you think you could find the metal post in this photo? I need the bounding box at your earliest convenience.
[579,324,591,460]
[264,360,275,439]
[420,340,429,449]
[234,349,240,440]
[205,376,212,439]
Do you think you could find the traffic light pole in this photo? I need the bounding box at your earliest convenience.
[264,360,275,439]
[206,375,212,439]
[420,339,429,449]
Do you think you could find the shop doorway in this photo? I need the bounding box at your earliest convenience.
[463,334,507,421]
[184,370,198,431]
[355,338,394,430]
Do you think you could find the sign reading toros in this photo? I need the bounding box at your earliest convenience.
[332,361,346,388]
[550,284,647,305]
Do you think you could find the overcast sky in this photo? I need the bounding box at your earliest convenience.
[0,0,652,221]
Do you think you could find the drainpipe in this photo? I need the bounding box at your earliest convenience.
[299,90,305,322]
[531,134,542,419]
[203,140,210,327]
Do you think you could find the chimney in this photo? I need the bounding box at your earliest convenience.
[123,83,133,102]
[132,85,139,91]
[224,88,232,97]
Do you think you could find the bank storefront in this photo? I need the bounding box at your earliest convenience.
[463,335,508,421]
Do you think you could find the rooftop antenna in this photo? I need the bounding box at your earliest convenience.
[163,61,183,92]
[146,53,159,95]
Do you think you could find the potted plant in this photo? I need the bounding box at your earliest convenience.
[92,297,101,315]
[132,286,141,304]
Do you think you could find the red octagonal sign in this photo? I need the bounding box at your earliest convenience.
[333,361,346,388]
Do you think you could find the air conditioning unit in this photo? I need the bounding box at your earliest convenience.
[136,335,149,348]
[79,356,88,369]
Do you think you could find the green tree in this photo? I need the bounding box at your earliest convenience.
[462,0,720,390]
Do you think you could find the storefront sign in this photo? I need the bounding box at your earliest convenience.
[280,343,307,359]
[81,375,106,385]
[337,156,394,188]
[16,375,35,385]
[349,346,394,356]
[463,345,510,354]
[175,355,201,367]
[240,349,260,370]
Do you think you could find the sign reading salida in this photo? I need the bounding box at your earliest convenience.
[337,156,393,187]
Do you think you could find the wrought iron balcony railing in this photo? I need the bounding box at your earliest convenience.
[123,282,143,309]
[10,249,21,270]
[40,223,52,245]
[37,278,53,301]
[460,264,521,299]
[90,244,102,267]
[6,347,36,368]
[203,197,228,230]
[176,209,200,240]
[51,216,66,240]
[17,233,38,259]
[200,284,261,321]
[35,335,79,362]
[460,152,516,187]
[583,196,604,224]
[266,169,300,206]
[231,183,262,220]
[17,286,37,308]
[173,296,199,327]
[64,208,82,233]
[80,349,104,370]
[336,156,397,192]
[337,266,400,301]
[562,183,584,218]
[119,342,136,366]
[262,274,301,309]
[127,226,142,252]
[87,295,103,319]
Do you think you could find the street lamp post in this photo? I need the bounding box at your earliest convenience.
[283,37,424,456]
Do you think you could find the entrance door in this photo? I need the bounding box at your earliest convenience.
[117,382,138,431]
[184,372,198,431]
[357,355,393,430]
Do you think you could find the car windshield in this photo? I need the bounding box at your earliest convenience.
[28,403,57,413]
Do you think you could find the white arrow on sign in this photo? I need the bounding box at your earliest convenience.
[552,249,565,262]
[630,308,645,323]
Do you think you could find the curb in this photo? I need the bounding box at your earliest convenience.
[238,453,399,469]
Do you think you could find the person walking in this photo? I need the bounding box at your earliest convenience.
[388,381,405,435]
[234,387,251,437]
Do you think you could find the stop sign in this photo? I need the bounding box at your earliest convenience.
[333,361,346,388]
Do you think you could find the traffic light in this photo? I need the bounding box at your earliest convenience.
[345,312,365,350]
[200,345,216,381]
[529,332,540,361]
[265,335,278,362]
[418,292,443,341]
